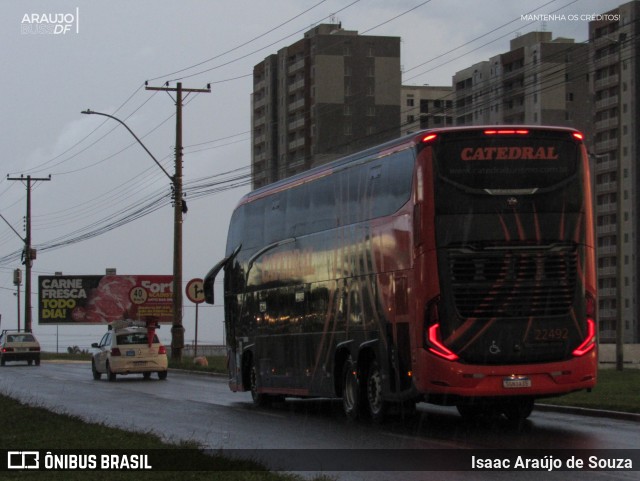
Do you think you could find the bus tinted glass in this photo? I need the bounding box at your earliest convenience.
[434,132,579,190]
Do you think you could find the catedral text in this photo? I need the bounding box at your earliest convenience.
[461,146,559,161]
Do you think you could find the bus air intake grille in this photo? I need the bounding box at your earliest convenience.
[448,246,577,319]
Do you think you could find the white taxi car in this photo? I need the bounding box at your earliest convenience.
[91,320,168,381]
[0,330,41,366]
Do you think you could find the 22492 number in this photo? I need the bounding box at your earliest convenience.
[533,328,569,341]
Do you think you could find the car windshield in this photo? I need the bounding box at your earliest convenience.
[6,334,35,342]
[116,333,159,345]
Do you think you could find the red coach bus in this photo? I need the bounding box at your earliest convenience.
[204,126,597,422]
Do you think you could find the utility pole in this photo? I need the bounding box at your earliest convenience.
[7,174,52,332]
[145,82,210,360]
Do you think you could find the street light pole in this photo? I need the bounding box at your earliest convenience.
[82,84,209,360]
[80,110,172,180]
[7,175,51,332]
[81,109,178,350]
[172,83,185,360]
[144,82,211,360]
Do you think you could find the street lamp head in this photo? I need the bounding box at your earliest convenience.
[81,109,93,115]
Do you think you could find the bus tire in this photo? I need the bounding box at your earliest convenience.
[501,398,534,423]
[342,356,360,420]
[365,359,387,422]
[250,361,270,406]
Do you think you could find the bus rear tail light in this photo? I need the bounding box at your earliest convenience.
[427,324,459,361]
[484,129,529,135]
[424,297,459,361]
[572,319,596,357]
[421,133,437,144]
[573,293,596,357]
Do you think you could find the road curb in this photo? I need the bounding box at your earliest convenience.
[535,403,640,422]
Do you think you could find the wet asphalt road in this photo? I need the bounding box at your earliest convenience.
[0,361,637,481]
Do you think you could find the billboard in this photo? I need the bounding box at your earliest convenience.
[38,275,173,324]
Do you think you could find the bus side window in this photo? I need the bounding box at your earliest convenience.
[310,175,337,232]
[243,200,265,250]
[286,185,310,237]
[264,195,285,244]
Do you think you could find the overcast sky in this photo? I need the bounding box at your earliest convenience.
[0,0,624,351]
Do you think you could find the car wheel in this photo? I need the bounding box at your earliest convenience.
[35,357,40,366]
[1,357,5,367]
[342,356,361,420]
[28,360,33,366]
[158,371,167,380]
[106,361,116,382]
[143,372,152,380]
[92,360,102,380]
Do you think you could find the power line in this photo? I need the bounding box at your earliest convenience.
[147,0,330,82]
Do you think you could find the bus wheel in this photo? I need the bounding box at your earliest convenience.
[366,359,387,422]
[342,356,360,420]
[501,399,534,423]
[250,361,269,406]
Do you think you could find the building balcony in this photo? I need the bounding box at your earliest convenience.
[288,98,305,113]
[595,159,616,174]
[595,96,618,110]
[594,74,619,90]
[288,59,305,74]
[596,223,616,236]
[596,203,617,215]
[598,245,615,256]
[599,287,616,299]
[598,266,617,277]
[288,137,305,150]
[598,309,616,321]
[594,118,619,131]
[593,55,616,70]
[595,181,618,194]
[596,139,618,152]
[253,96,266,109]
[288,117,305,131]
[288,79,305,93]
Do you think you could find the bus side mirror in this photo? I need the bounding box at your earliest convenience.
[203,244,241,305]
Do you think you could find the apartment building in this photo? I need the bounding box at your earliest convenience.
[400,85,454,136]
[453,31,591,138]
[590,0,640,343]
[251,24,401,189]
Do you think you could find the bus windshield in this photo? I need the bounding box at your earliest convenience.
[434,130,579,192]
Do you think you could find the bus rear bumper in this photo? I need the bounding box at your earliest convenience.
[414,349,597,401]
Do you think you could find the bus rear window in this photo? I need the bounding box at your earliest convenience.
[434,133,579,191]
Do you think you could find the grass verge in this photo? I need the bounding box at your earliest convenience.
[539,368,640,413]
[0,394,325,481]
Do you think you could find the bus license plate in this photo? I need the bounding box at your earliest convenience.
[503,376,531,389]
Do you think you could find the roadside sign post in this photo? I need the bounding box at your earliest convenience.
[185,279,205,358]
